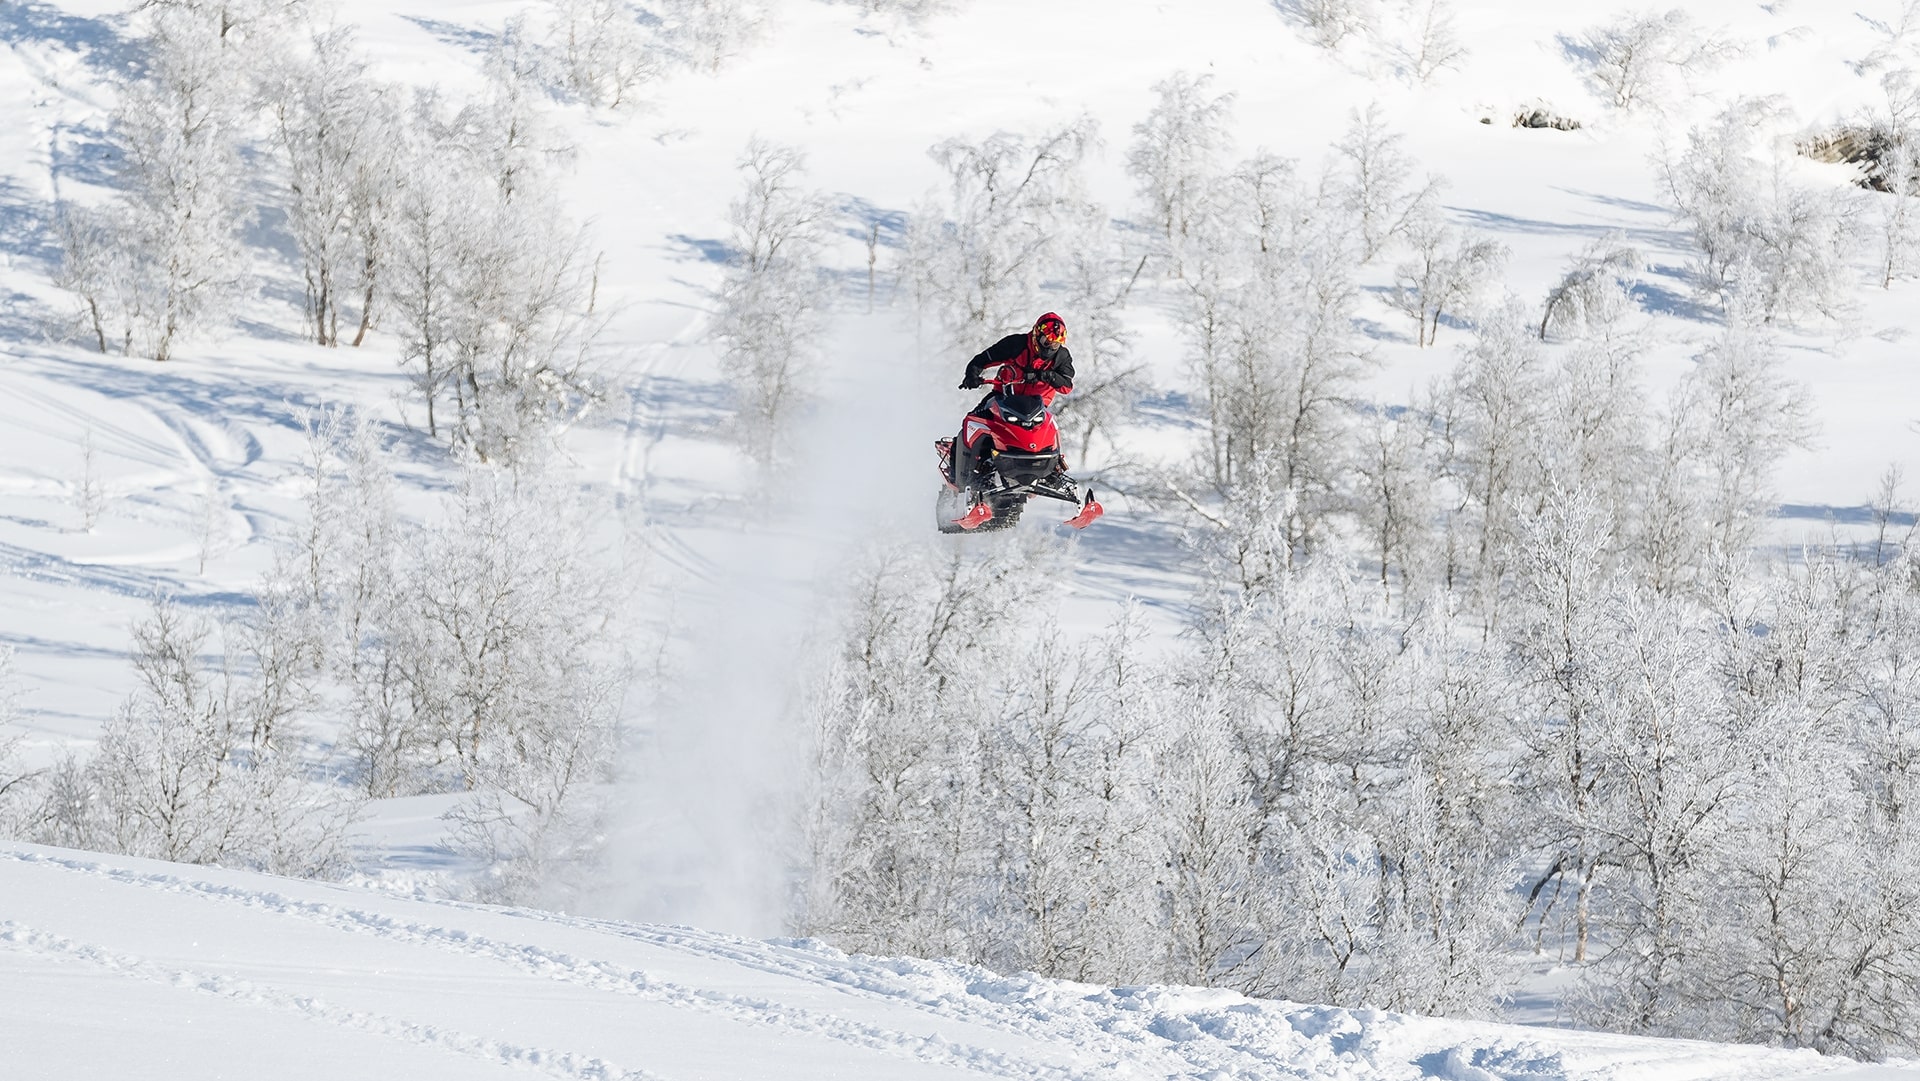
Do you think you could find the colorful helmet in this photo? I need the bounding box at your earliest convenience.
[1031,312,1066,356]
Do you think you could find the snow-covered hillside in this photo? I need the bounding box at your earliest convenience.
[3,841,1913,1081]
[11,0,1920,1074]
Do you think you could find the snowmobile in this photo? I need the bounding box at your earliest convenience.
[934,374,1103,533]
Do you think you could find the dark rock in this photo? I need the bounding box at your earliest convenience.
[1512,108,1582,131]
[1798,125,1913,193]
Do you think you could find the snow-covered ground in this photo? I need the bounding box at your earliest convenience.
[5,841,1915,1081]
[8,0,1920,1073]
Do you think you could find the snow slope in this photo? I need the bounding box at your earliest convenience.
[7,0,1920,1073]
[5,0,1920,727]
[4,841,1914,1081]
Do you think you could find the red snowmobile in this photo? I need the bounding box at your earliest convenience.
[934,373,1103,533]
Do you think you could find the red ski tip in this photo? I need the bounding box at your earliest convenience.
[953,502,994,530]
[1065,491,1104,530]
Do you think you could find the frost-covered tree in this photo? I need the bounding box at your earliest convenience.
[548,0,660,108]
[1389,219,1506,347]
[0,648,29,835]
[70,596,358,877]
[1541,332,1650,557]
[1282,0,1377,49]
[1127,72,1235,277]
[1285,0,1463,82]
[907,117,1101,351]
[137,0,306,44]
[1441,301,1547,615]
[1332,105,1444,263]
[1622,328,1814,610]
[714,139,830,470]
[57,8,252,361]
[1510,489,1620,961]
[1663,101,1862,325]
[1573,9,1736,112]
[1540,236,1643,341]
[1878,138,1920,288]
[1574,590,1741,1033]
[1177,152,1370,551]
[660,0,766,71]
[1858,1,1920,77]
[262,25,397,347]
[265,415,629,902]
[1158,694,1263,985]
[1392,0,1467,83]
[1353,407,1437,602]
[800,538,1072,960]
[385,68,603,458]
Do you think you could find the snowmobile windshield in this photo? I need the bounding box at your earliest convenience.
[993,393,1050,428]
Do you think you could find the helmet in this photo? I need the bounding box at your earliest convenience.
[1031,313,1066,359]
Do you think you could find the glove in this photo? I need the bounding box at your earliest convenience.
[1038,370,1072,389]
[959,372,984,389]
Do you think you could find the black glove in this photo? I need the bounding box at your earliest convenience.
[959,372,984,389]
[1037,370,1072,390]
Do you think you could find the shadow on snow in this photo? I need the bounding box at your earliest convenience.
[0,2,138,75]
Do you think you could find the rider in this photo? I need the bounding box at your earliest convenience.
[959,312,1075,400]
[953,313,1074,489]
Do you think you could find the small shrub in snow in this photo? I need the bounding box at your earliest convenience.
[825,0,959,22]
[0,648,27,836]
[1392,0,1467,83]
[1127,72,1236,278]
[1569,9,1737,113]
[260,25,400,348]
[1388,220,1507,347]
[1332,104,1444,263]
[48,596,359,878]
[1539,236,1643,341]
[1663,101,1863,326]
[1280,0,1464,82]
[1278,0,1378,50]
[906,117,1101,351]
[382,41,604,461]
[659,0,766,72]
[714,139,831,471]
[548,0,662,108]
[56,8,253,361]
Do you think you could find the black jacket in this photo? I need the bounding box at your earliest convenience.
[963,334,1075,391]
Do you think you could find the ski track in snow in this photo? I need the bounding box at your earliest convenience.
[0,920,663,1081]
[0,850,1127,1081]
[2,849,1877,1081]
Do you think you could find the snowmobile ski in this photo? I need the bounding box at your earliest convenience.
[1064,490,1103,530]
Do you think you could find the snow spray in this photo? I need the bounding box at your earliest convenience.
[599,311,948,936]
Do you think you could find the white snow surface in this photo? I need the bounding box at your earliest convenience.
[8,0,1920,1075]
[4,841,1913,1081]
